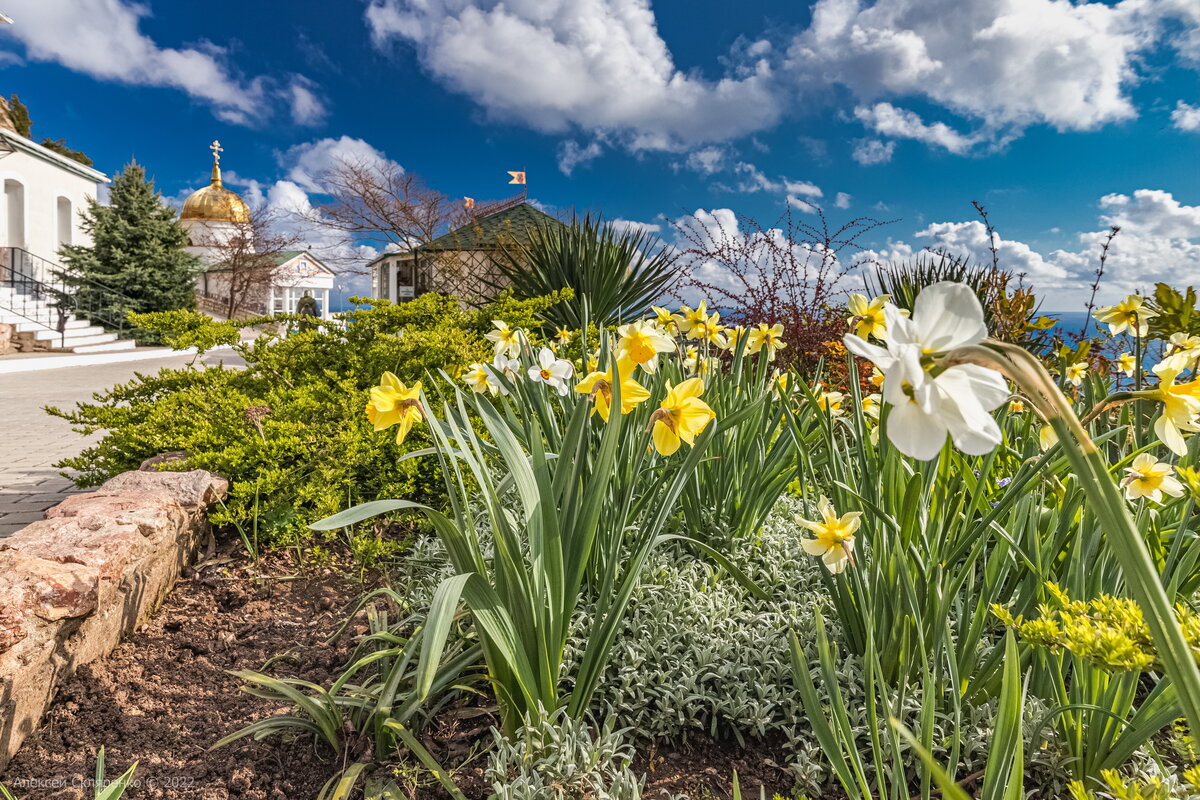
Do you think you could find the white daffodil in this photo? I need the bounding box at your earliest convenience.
[843,282,1008,461]
[485,354,521,396]
[527,347,574,396]
[1095,295,1156,338]
[463,362,496,395]
[1122,453,1185,504]
[1065,361,1088,387]
[486,320,522,359]
[1157,333,1200,374]
[797,496,860,574]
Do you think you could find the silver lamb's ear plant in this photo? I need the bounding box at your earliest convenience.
[943,338,1200,741]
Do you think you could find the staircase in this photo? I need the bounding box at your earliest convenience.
[0,248,138,354]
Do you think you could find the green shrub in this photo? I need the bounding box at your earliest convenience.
[49,291,569,551]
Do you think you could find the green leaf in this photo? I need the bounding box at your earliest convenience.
[309,499,428,530]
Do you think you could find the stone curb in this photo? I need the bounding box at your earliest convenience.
[0,469,228,770]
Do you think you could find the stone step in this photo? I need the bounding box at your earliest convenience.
[58,332,120,349]
[70,338,137,353]
[32,325,105,341]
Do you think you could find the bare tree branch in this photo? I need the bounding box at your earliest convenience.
[308,157,470,250]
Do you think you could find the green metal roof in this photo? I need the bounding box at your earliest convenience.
[273,249,307,265]
[417,202,565,253]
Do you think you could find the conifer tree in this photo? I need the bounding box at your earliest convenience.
[59,161,199,325]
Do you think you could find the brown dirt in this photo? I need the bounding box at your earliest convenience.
[2,541,808,800]
[634,735,800,800]
[2,544,365,800]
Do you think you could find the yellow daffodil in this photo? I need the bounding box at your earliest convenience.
[616,320,676,373]
[868,366,885,389]
[366,372,423,445]
[1009,399,1025,413]
[651,306,677,330]
[846,293,891,340]
[721,325,748,353]
[1117,352,1136,377]
[676,301,708,335]
[686,311,726,346]
[574,357,651,421]
[747,322,786,362]
[1039,425,1058,451]
[648,377,716,456]
[772,369,790,398]
[463,363,495,395]
[1177,465,1200,501]
[1095,294,1156,337]
[555,327,573,346]
[817,390,845,416]
[1149,364,1200,455]
[797,496,860,574]
[1065,361,1088,387]
[1122,452,1185,503]
[486,320,522,358]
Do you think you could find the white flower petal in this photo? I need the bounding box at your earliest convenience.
[886,400,950,461]
[913,282,989,352]
[936,364,1009,412]
[843,334,895,370]
[883,303,919,347]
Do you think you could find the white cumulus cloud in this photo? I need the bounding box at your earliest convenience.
[857,189,1200,307]
[1172,101,1200,132]
[0,0,322,126]
[852,138,896,165]
[364,0,779,151]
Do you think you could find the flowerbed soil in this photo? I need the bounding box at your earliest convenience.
[4,540,810,800]
[2,544,362,800]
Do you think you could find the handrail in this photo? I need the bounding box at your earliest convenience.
[0,247,136,348]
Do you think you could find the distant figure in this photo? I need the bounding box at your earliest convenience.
[296,290,319,332]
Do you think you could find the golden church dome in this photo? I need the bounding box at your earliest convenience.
[180,141,249,223]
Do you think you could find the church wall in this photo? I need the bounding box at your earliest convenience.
[0,147,102,279]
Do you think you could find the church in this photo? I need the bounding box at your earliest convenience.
[180,141,335,320]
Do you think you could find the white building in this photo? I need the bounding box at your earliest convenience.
[197,249,334,318]
[0,123,137,353]
[180,142,335,319]
[0,126,106,279]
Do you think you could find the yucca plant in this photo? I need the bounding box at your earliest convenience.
[495,214,679,329]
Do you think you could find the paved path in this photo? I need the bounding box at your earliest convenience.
[0,351,241,536]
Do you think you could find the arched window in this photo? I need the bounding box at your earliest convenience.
[56,196,72,247]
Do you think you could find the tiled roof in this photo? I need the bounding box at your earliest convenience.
[417,202,565,252]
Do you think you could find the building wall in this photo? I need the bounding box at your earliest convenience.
[0,146,103,278]
[181,219,239,263]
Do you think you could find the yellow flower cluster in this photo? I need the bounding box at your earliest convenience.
[993,582,1200,672]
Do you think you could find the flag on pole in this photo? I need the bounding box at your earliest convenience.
[464,196,476,209]
[507,171,526,185]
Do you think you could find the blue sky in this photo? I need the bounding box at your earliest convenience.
[1,0,1198,310]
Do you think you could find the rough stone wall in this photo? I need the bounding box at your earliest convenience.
[0,469,228,770]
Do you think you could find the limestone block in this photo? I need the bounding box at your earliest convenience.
[0,468,228,770]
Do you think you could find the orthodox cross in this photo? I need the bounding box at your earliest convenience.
[210,140,223,166]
